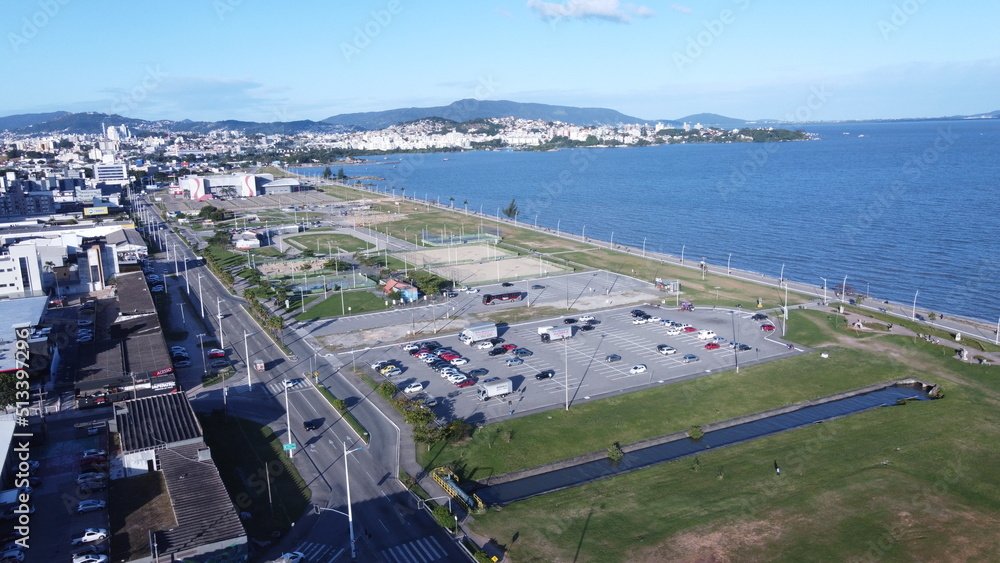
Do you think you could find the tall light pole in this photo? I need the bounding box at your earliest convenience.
[285,383,293,458]
[727,253,732,275]
[197,333,207,378]
[779,263,785,284]
[841,275,848,303]
[820,277,827,304]
[563,335,569,411]
[198,275,205,318]
[642,237,647,257]
[734,304,741,373]
[681,245,686,265]
[244,330,253,390]
[344,441,365,560]
[217,296,224,349]
[609,230,614,249]
[783,283,789,336]
[581,225,586,242]
[911,290,919,320]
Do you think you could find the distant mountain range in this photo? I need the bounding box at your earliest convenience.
[1,101,996,135]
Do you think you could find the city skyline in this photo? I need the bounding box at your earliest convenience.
[3,1,998,123]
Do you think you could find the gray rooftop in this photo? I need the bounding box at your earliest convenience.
[115,393,203,452]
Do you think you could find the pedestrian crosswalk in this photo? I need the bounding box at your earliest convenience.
[379,536,448,562]
[287,541,345,562]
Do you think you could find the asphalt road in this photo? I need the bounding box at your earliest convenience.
[139,196,466,562]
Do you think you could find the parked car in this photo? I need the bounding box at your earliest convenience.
[151,285,165,293]
[72,554,107,563]
[476,341,493,350]
[488,348,507,357]
[82,449,107,458]
[77,473,106,484]
[563,318,577,324]
[0,550,23,562]
[77,320,93,326]
[505,358,523,366]
[513,348,533,358]
[483,377,500,383]
[403,383,423,394]
[449,357,469,366]
[579,315,595,322]
[629,364,647,374]
[71,528,108,545]
[501,343,517,351]
[77,335,94,343]
[531,284,546,289]
[579,324,595,331]
[210,360,230,369]
[384,367,402,377]
[704,342,721,350]
[656,344,677,355]
[455,378,475,388]
[170,346,187,354]
[761,324,776,331]
[630,309,646,317]
[402,343,419,352]
[683,354,700,363]
[468,368,489,377]
[207,349,226,358]
[605,354,622,363]
[174,360,192,368]
[751,313,769,321]
[501,282,514,287]
[275,553,304,563]
[682,326,698,333]
[76,500,106,514]
[534,370,555,380]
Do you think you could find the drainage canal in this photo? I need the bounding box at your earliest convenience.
[475,382,931,506]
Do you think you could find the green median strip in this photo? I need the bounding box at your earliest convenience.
[316,384,369,443]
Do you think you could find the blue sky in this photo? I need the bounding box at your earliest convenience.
[2,0,998,122]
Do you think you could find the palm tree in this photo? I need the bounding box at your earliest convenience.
[449,196,455,208]
[400,186,406,199]
[43,261,58,296]
[463,200,469,215]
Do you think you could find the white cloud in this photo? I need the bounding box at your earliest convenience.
[526,0,654,23]
[670,4,692,15]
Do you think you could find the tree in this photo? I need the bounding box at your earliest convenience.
[337,167,347,180]
[449,196,455,208]
[501,198,519,221]
[321,166,332,179]
[403,406,435,426]
[463,200,469,215]
[301,248,315,258]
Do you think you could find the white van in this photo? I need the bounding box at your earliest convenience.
[696,330,717,340]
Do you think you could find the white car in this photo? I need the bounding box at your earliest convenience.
[629,364,647,375]
[632,317,648,325]
[656,345,677,355]
[579,315,595,322]
[665,327,682,336]
[82,449,107,458]
[476,341,493,350]
[71,528,108,545]
[72,555,108,563]
[283,378,303,389]
[403,383,423,394]
[402,343,419,352]
[446,373,467,383]
[151,285,165,292]
[449,357,469,366]
[171,346,187,353]
[275,553,304,563]
[76,500,106,514]
[648,316,661,323]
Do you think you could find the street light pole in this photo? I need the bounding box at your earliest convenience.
[197,333,207,378]
[244,330,252,390]
[564,336,569,411]
[820,278,827,304]
[285,383,293,458]
[642,237,646,257]
[344,441,364,560]
[198,275,205,318]
[217,296,224,349]
[911,290,919,320]
[681,245,685,265]
[841,275,848,303]
[727,253,732,275]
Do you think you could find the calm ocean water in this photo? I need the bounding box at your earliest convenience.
[293,120,1000,322]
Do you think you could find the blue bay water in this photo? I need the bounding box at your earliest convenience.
[293,120,1000,322]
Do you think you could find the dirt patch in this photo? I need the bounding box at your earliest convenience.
[258,259,328,276]
[628,518,786,563]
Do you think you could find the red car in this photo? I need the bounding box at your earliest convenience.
[761,324,776,331]
[682,326,698,333]
[439,352,460,361]
[704,342,721,350]
[455,378,476,388]
[207,349,226,358]
[501,343,517,351]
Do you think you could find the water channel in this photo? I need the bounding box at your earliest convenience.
[475,383,931,505]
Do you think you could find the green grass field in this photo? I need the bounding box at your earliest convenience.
[295,289,389,320]
[442,310,1000,561]
[287,232,371,254]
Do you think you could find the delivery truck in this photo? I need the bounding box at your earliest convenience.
[459,322,498,345]
[538,325,573,343]
[477,378,512,400]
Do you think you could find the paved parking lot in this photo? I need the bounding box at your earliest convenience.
[353,305,798,424]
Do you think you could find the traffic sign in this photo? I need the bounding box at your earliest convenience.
[283,443,297,450]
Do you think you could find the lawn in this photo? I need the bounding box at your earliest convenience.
[453,310,1000,562]
[198,413,311,540]
[295,289,390,320]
